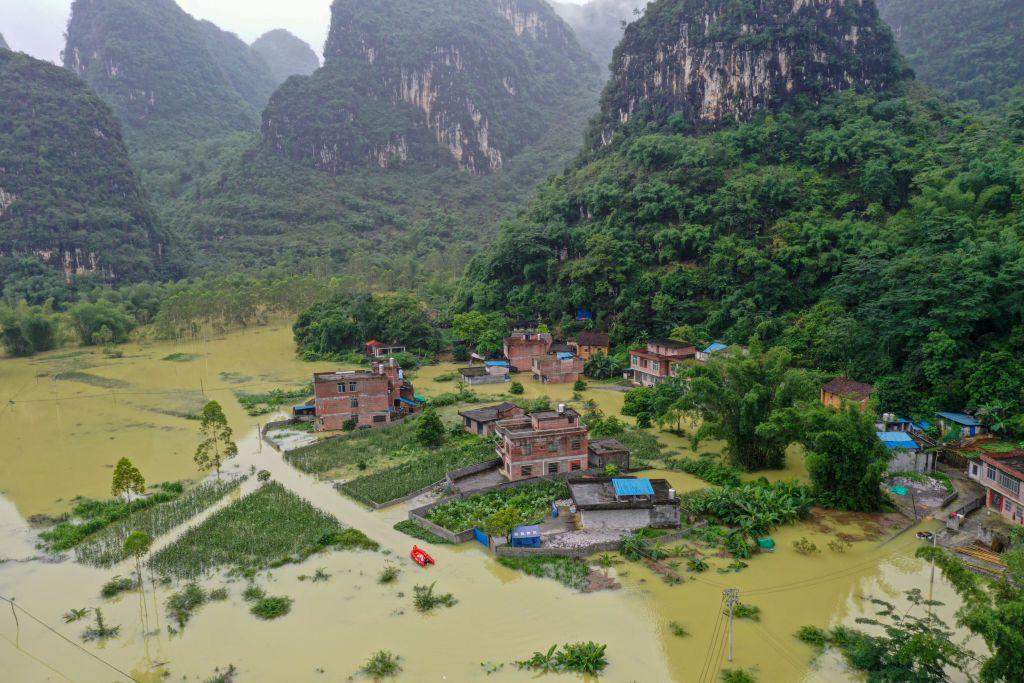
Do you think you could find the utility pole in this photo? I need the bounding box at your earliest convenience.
[928,530,938,604]
[723,588,740,662]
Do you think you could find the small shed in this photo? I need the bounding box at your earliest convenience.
[588,438,631,471]
[936,412,986,439]
[510,525,541,548]
[877,431,934,473]
[460,365,507,385]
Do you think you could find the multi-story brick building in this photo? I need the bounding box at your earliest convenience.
[494,406,589,481]
[976,451,1024,525]
[312,358,421,431]
[531,353,584,384]
[629,340,697,386]
[503,330,552,372]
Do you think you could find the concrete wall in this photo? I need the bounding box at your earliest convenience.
[580,508,652,531]
[888,450,935,474]
[493,528,692,559]
[447,458,503,486]
[651,503,682,528]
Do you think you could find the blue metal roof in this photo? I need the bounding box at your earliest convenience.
[511,525,541,539]
[556,352,575,360]
[936,412,982,426]
[399,397,417,407]
[485,361,509,367]
[915,420,933,430]
[704,342,728,354]
[877,432,919,450]
[612,478,655,497]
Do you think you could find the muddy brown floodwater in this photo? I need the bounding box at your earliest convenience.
[0,327,986,681]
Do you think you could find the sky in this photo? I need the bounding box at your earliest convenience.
[0,0,593,64]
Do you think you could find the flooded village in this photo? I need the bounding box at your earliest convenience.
[0,319,1002,682]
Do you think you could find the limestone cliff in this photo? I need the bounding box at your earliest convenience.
[0,50,174,283]
[261,0,600,175]
[64,0,277,150]
[592,0,907,145]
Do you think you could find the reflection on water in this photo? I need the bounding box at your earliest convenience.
[0,328,982,681]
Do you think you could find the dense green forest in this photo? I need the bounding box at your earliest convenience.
[0,50,177,293]
[878,0,1024,104]
[461,0,1024,417]
[63,0,277,152]
[251,29,320,85]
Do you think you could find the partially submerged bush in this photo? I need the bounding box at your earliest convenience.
[250,595,293,620]
[167,583,208,627]
[378,565,401,584]
[793,538,819,555]
[361,650,401,679]
[413,582,456,612]
[516,642,608,675]
[100,575,138,598]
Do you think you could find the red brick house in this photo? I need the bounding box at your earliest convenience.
[458,402,525,437]
[629,340,697,386]
[494,406,589,481]
[571,332,611,361]
[978,451,1024,525]
[821,378,874,412]
[531,353,584,384]
[313,358,421,431]
[503,331,552,372]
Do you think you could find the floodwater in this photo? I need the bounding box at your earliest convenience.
[0,327,985,681]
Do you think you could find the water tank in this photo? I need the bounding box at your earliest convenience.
[557,403,566,414]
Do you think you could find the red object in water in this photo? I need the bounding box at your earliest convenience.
[410,545,434,567]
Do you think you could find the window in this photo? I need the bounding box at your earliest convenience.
[349,382,358,392]
[521,465,532,476]
[571,461,582,471]
[548,442,559,453]
[571,439,581,451]
[523,444,532,456]
[350,397,359,408]
[652,361,660,372]
[547,462,559,474]
[986,464,998,481]
[464,417,471,427]
[1005,499,1013,513]
[337,383,346,393]
[373,415,386,423]
[970,463,979,476]
[631,356,638,367]
[997,469,1022,496]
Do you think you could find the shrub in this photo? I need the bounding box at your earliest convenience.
[573,379,587,391]
[208,587,229,601]
[731,603,761,621]
[720,669,757,683]
[516,642,608,675]
[361,650,401,679]
[497,556,590,590]
[378,565,401,584]
[665,457,742,487]
[242,585,266,602]
[166,583,207,626]
[250,595,293,620]
[793,538,820,555]
[670,621,689,637]
[509,381,524,395]
[100,575,137,598]
[413,582,456,612]
[415,407,446,448]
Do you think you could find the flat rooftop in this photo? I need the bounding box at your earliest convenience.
[589,438,628,455]
[568,477,678,510]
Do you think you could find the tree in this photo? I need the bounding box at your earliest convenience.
[123,531,152,583]
[770,403,888,511]
[916,544,1024,682]
[584,352,622,380]
[677,347,817,471]
[111,458,146,501]
[415,407,446,448]
[509,381,525,395]
[194,401,237,479]
[483,507,528,542]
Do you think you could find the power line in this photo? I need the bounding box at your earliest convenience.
[5,379,300,406]
[698,597,726,683]
[0,631,75,682]
[0,596,138,682]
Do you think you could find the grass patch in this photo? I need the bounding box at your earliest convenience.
[361,650,401,679]
[497,556,589,590]
[161,353,201,362]
[332,434,497,506]
[41,482,186,552]
[392,520,452,545]
[53,371,129,389]
[980,442,1016,453]
[235,384,312,417]
[665,457,741,486]
[219,371,253,384]
[74,479,242,567]
[426,480,568,532]
[250,595,293,620]
[288,420,420,474]
[149,483,377,578]
[432,372,458,382]
[378,565,401,584]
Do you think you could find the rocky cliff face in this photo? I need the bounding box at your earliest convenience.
[0,33,8,51]
[64,0,277,149]
[251,29,321,85]
[0,50,173,283]
[593,0,907,145]
[261,0,600,175]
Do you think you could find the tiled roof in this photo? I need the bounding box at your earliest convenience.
[823,378,874,400]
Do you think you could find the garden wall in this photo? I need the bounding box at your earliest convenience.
[492,529,691,559]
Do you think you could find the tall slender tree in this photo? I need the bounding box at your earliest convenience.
[194,401,237,479]
[111,458,146,501]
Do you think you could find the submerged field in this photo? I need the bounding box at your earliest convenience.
[0,326,985,681]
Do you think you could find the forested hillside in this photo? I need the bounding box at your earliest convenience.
[877,0,1024,103]
[251,29,320,85]
[262,0,600,175]
[63,0,277,151]
[0,50,177,292]
[550,0,644,69]
[460,0,1024,415]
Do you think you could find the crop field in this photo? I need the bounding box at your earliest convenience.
[286,420,420,475]
[426,480,568,532]
[75,478,243,567]
[338,438,496,505]
[149,482,377,578]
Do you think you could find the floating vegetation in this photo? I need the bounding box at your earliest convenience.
[81,608,120,642]
[54,371,129,389]
[167,583,208,627]
[161,352,202,362]
[426,480,568,533]
[242,585,266,602]
[360,650,401,679]
[62,608,91,623]
[669,621,689,637]
[793,538,820,555]
[149,483,377,578]
[218,371,253,384]
[250,595,293,620]
[208,587,229,601]
[99,575,137,599]
[497,556,590,590]
[204,664,238,683]
[413,582,456,612]
[74,479,242,566]
[516,642,608,675]
[730,603,761,621]
[299,567,331,582]
[235,385,312,416]
[392,520,451,545]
